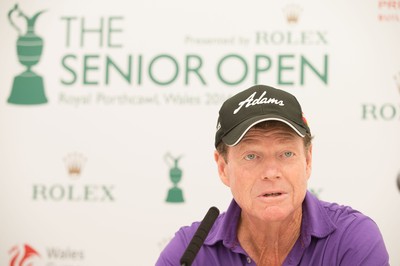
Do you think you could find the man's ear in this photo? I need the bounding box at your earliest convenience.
[305,144,313,180]
[214,150,230,187]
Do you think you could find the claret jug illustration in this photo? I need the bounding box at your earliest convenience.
[7,4,47,104]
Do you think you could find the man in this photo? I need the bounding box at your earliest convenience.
[156,85,389,265]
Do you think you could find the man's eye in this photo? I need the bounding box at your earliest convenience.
[283,151,294,158]
[244,154,256,160]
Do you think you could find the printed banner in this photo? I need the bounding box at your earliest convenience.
[0,0,399,265]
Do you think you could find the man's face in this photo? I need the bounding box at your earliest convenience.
[215,125,312,222]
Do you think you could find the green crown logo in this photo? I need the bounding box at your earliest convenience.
[7,4,48,105]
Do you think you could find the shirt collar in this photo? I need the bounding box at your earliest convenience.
[204,191,337,248]
[301,191,337,242]
[204,199,241,248]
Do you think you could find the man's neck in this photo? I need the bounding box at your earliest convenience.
[237,209,302,266]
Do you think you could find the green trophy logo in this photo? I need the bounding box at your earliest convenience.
[7,4,47,105]
[164,153,184,203]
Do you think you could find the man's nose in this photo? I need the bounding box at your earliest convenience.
[261,159,281,180]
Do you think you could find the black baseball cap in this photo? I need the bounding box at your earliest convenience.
[215,85,310,148]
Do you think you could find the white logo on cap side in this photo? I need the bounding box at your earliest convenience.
[216,122,221,131]
[233,91,284,114]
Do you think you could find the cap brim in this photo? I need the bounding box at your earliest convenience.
[221,115,307,146]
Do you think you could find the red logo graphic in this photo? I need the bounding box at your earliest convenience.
[378,0,400,22]
[9,244,41,266]
[302,112,309,127]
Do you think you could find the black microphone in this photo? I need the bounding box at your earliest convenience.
[180,206,220,266]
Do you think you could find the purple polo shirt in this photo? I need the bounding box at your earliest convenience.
[156,191,389,265]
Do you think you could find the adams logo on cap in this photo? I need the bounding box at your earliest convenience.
[233,91,284,114]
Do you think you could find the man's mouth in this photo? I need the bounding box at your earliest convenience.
[263,192,282,197]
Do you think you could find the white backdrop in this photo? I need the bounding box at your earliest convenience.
[0,0,399,265]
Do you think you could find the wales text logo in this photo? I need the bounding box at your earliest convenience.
[9,243,85,266]
[9,244,41,266]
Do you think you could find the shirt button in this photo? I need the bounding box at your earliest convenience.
[246,257,252,264]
